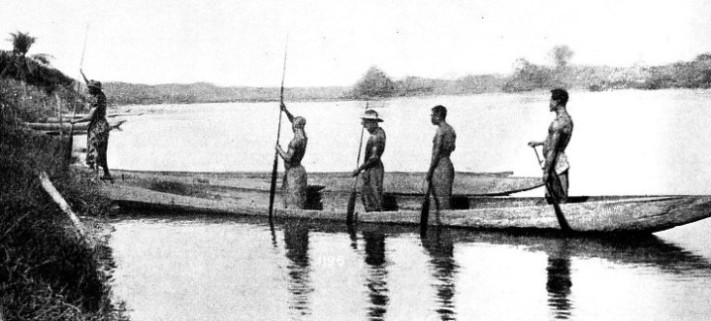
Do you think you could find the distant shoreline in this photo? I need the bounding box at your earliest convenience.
[104,53,711,107]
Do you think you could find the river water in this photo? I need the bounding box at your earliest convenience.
[104,89,711,320]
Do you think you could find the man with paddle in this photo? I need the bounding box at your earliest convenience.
[426,105,457,209]
[528,88,573,203]
[351,109,386,212]
[276,102,308,209]
[71,70,112,183]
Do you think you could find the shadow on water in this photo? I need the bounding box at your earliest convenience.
[111,211,711,319]
[421,227,458,321]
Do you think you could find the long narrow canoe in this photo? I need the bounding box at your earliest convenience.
[109,168,541,196]
[25,120,126,133]
[101,183,711,234]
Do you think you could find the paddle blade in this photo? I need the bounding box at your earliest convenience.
[267,154,280,218]
[346,191,357,225]
[419,196,430,234]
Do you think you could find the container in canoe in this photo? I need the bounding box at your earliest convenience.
[100,183,711,234]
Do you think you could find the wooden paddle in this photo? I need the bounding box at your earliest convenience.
[346,102,369,225]
[268,41,289,219]
[420,181,433,235]
[532,146,572,233]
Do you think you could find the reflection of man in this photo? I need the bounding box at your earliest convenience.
[426,105,456,209]
[363,230,388,320]
[352,110,386,212]
[528,89,574,203]
[276,102,308,209]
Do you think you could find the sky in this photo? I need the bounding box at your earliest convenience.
[2,0,710,87]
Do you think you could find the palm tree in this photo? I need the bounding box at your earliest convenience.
[1,31,54,80]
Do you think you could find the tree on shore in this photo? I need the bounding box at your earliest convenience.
[0,31,71,93]
[352,66,395,98]
[549,45,574,69]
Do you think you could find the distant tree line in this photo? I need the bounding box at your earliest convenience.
[352,45,711,98]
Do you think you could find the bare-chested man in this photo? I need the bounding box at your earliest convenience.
[528,88,573,203]
[427,105,457,209]
[276,102,308,209]
[351,109,386,212]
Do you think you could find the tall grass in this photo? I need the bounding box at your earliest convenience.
[1,109,126,319]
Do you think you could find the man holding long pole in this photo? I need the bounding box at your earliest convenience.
[528,88,574,203]
[276,102,308,209]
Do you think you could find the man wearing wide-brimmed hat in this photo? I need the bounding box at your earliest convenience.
[352,109,386,212]
[71,69,112,182]
[276,101,308,209]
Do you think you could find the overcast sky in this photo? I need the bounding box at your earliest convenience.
[2,0,710,87]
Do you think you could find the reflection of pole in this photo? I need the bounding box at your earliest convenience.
[363,230,388,321]
[422,227,458,321]
[284,222,312,318]
[546,238,573,320]
[347,224,358,250]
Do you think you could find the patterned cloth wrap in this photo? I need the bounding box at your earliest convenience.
[86,92,109,169]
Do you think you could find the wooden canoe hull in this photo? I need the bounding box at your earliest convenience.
[100,183,711,234]
[25,120,126,134]
[109,168,541,197]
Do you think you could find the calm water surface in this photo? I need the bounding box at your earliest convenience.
[106,89,711,320]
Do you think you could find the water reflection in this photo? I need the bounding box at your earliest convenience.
[363,230,389,321]
[109,214,711,321]
[421,227,458,321]
[283,222,313,318]
[545,239,573,320]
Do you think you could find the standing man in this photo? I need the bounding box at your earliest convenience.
[427,105,457,209]
[71,69,112,182]
[528,88,574,203]
[352,109,386,212]
[276,102,308,209]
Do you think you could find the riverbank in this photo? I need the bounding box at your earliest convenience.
[1,103,127,318]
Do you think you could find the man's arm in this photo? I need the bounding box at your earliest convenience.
[80,69,89,84]
[276,141,295,162]
[427,130,444,182]
[542,131,561,182]
[280,101,294,123]
[71,106,96,124]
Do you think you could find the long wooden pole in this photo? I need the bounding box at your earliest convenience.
[346,102,369,225]
[38,171,86,238]
[532,146,572,233]
[68,23,89,163]
[268,40,289,219]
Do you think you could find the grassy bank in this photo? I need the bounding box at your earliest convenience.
[1,84,127,319]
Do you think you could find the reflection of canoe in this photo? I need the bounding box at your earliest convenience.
[115,213,711,274]
[102,177,711,233]
[109,168,540,196]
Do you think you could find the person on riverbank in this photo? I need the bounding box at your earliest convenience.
[427,105,457,209]
[276,102,308,209]
[71,69,112,182]
[528,88,573,203]
[352,109,386,212]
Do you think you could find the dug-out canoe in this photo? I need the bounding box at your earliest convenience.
[109,168,540,197]
[101,182,711,234]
